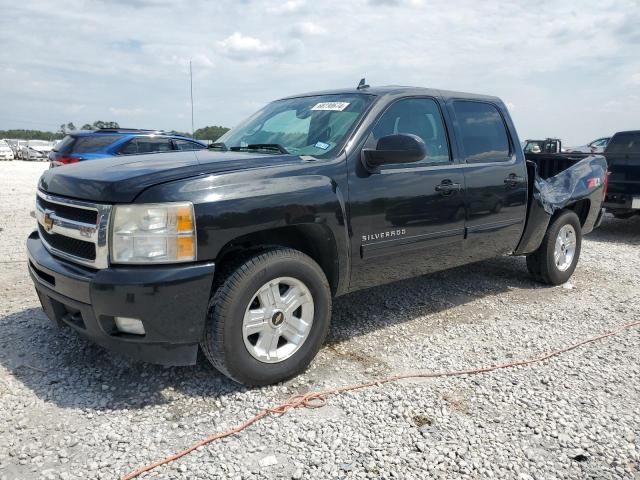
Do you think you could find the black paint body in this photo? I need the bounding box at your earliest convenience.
[29,86,607,365]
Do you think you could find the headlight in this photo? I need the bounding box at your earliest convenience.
[110,202,196,264]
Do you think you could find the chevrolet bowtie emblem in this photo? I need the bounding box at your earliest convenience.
[43,212,54,232]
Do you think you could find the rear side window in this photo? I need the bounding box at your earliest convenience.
[70,135,121,154]
[453,101,511,163]
[606,133,640,154]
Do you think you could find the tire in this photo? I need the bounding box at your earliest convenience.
[201,248,332,385]
[526,210,582,286]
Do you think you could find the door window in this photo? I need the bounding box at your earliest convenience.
[119,137,172,154]
[369,98,450,164]
[453,101,511,163]
[173,139,206,151]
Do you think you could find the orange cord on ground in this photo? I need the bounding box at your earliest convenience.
[121,320,640,480]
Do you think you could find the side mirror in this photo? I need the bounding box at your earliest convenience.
[362,134,426,169]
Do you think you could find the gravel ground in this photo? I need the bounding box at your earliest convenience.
[1,160,639,480]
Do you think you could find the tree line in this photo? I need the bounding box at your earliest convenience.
[1,124,230,141]
[193,125,229,141]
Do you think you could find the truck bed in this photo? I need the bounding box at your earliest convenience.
[524,152,592,180]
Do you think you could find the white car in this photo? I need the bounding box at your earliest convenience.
[0,140,15,160]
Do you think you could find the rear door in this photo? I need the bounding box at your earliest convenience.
[448,100,528,260]
[348,96,467,290]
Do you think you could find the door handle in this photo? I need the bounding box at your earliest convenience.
[435,181,463,194]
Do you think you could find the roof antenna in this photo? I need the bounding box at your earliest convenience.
[357,78,369,90]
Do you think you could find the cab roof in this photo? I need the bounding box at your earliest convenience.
[278,85,502,104]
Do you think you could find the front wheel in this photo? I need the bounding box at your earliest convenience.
[201,248,332,385]
[526,210,582,285]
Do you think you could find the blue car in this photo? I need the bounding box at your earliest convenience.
[49,129,208,167]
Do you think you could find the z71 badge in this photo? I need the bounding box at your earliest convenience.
[362,229,406,243]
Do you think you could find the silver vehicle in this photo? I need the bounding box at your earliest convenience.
[564,137,610,154]
[0,140,15,160]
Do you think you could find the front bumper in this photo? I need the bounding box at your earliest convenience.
[27,231,215,366]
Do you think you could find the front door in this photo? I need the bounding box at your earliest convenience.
[348,97,467,291]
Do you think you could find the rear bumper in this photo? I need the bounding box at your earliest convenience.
[603,193,640,212]
[27,231,215,366]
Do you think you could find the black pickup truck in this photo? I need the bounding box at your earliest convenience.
[27,85,607,385]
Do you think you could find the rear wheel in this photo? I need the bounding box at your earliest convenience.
[201,248,331,385]
[526,210,582,285]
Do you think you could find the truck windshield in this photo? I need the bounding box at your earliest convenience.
[217,94,374,157]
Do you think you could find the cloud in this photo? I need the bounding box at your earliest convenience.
[629,73,640,85]
[367,0,424,5]
[217,32,296,60]
[267,0,307,13]
[110,39,144,51]
[289,22,327,37]
[109,107,146,116]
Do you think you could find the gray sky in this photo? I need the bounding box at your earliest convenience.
[1,0,638,144]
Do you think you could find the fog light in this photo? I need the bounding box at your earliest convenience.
[114,317,145,335]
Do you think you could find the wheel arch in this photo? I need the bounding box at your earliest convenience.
[213,223,344,296]
[564,198,591,228]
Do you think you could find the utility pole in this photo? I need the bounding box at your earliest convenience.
[190,60,195,138]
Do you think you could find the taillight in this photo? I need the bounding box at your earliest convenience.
[57,155,81,165]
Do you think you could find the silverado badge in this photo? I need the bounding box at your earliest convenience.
[361,229,406,243]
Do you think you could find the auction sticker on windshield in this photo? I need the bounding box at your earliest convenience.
[311,102,350,111]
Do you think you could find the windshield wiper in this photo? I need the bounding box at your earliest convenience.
[229,143,289,154]
[208,142,228,151]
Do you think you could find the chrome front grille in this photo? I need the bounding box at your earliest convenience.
[35,190,111,269]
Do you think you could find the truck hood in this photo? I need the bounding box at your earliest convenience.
[39,150,305,203]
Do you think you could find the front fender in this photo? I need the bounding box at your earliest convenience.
[136,172,350,290]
